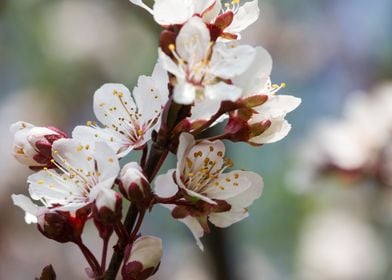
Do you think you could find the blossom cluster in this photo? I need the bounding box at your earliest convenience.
[11,0,300,279]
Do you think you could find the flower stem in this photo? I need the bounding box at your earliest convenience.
[104,141,169,280]
[100,237,109,272]
[76,240,102,279]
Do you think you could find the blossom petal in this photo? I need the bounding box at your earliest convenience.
[28,169,81,205]
[203,170,252,200]
[208,210,249,228]
[209,171,263,227]
[173,81,196,105]
[10,121,34,134]
[176,16,210,66]
[254,95,302,119]
[11,194,40,224]
[250,117,291,144]
[155,170,179,198]
[72,125,129,157]
[225,171,263,208]
[180,216,205,250]
[94,141,120,183]
[204,82,242,102]
[52,138,95,176]
[153,0,194,25]
[210,43,256,79]
[225,0,260,35]
[202,0,221,23]
[158,49,185,79]
[190,98,222,122]
[132,62,169,123]
[182,138,226,176]
[233,47,272,96]
[93,83,136,128]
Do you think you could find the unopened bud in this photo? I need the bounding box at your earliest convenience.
[38,211,86,243]
[225,115,273,144]
[122,236,163,280]
[10,121,66,169]
[93,188,122,224]
[119,163,153,209]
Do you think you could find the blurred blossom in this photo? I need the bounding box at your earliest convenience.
[289,82,392,192]
[297,210,387,280]
[239,248,280,280]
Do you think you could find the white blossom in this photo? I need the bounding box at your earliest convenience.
[159,16,255,106]
[155,133,263,249]
[73,62,168,157]
[27,138,120,211]
[130,0,259,38]
[233,47,301,144]
[130,0,215,26]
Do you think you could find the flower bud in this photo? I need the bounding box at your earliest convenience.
[122,236,163,280]
[224,115,272,144]
[38,210,87,243]
[119,162,153,209]
[93,188,122,225]
[10,121,66,169]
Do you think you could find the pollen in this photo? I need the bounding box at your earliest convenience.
[168,44,176,51]
[37,180,45,184]
[209,146,214,152]
[217,151,223,157]
[77,145,84,152]
[87,156,92,161]
[86,121,92,126]
[194,151,203,158]
[85,144,90,150]
[108,157,114,163]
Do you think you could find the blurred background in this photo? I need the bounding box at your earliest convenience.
[1,0,392,279]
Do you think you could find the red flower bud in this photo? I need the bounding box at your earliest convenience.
[10,121,66,170]
[122,236,163,280]
[38,209,88,243]
[93,188,122,225]
[119,163,153,210]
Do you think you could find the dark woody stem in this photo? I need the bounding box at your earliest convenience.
[104,141,169,280]
[129,210,146,242]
